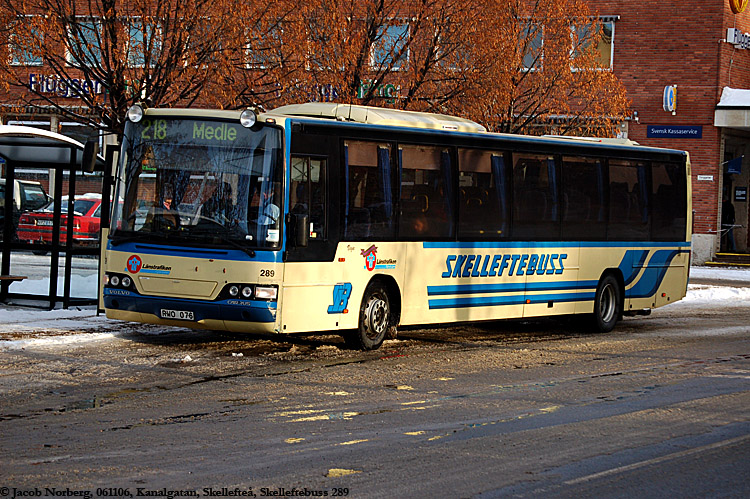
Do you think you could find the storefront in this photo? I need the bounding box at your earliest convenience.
[715,88,750,254]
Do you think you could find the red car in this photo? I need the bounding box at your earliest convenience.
[17,193,102,248]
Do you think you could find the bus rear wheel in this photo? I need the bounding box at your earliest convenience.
[591,274,622,333]
[346,282,392,351]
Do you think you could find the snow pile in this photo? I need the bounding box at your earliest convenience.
[0,266,747,348]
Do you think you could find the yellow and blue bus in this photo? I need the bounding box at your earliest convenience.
[103,103,691,350]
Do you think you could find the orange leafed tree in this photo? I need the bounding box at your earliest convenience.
[238,0,630,136]
[441,0,630,135]
[1,0,629,137]
[0,0,276,134]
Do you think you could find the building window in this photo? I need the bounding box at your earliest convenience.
[572,19,614,70]
[127,19,162,68]
[8,17,43,66]
[371,23,409,70]
[66,18,103,67]
[247,25,283,69]
[521,22,543,71]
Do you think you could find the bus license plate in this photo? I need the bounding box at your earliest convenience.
[160,309,195,321]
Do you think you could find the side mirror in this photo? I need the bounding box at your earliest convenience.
[294,213,309,247]
[82,140,99,173]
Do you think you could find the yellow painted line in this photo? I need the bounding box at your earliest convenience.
[290,411,360,422]
[436,377,454,381]
[339,439,369,446]
[396,385,414,390]
[290,415,330,422]
[326,469,361,477]
[325,391,351,396]
[539,405,562,413]
[275,409,325,417]
[404,431,426,436]
[401,400,428,405]
[285,438,305,444]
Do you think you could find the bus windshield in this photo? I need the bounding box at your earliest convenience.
[111,117,284,249]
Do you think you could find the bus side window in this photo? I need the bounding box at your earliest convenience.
[343,141,396,240]
[398,144,454,238]
[651,162,686,241]
[561,155,606,241]
[609,160,650,241]
[513,154,560,239]
[457,149,509,239]
[291,156,327,240]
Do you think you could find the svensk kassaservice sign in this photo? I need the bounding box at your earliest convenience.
[647,125,703,139]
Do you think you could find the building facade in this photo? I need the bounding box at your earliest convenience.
[595,0,750,262]
[3,0,750,263]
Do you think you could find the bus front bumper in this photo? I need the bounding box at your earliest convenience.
[103,288,277,333]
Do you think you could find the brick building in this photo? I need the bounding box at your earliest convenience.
[594,0,750,262]
[3,0,750,263]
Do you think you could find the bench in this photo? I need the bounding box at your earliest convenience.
[0,275,27,283]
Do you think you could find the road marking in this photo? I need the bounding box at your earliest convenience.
[565,434,750,485]
[339,439,368,446]
[326,468,361,477]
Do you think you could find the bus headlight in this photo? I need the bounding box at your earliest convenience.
[255,286,277,300]
[121,276,132,288]
[241,286,253,298]
[240,108,257,128]
[229,285,239,297]
[127,104,144,123]
[110,275,120,286]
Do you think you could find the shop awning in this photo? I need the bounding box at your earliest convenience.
[0,125,104,169]
[715,87,750,130]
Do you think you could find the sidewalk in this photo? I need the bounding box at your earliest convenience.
[689,266,750,287]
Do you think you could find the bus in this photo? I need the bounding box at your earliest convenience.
[103,103,691,350]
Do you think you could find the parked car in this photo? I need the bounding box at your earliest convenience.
[17,193,102,248]
[0,178,51,241]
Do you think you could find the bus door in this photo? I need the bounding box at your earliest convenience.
[281,152,339,333]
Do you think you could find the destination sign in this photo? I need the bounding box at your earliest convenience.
[138,119,242,143]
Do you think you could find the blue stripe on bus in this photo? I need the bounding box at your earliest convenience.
[427,280,599,296]
[618,250,650,286]
[425,248,688,310]
[103,290,276,323]
[107,241,282,262]
[428,292,596,309]
[423,241,691,249]
[625,250,683,298]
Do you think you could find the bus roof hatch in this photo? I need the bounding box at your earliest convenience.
[269,103,487,133]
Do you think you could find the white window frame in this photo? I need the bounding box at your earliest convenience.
[65,17,103,68]
[126,17,162,68]
[8,15,43,67]
[571,17,616,71]
[521,21,544,72]
[370,22,410,71]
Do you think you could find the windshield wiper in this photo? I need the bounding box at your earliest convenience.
[206,232,256,258]
[109,231,151,245]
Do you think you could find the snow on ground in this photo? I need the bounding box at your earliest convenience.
[689,266,750,282]
[0,266,748,350]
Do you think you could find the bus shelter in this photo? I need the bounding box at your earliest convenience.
[0,125,108,308]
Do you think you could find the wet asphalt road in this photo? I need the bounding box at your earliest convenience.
[0,299,749,498]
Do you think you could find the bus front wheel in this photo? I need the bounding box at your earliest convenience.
[591,274,622,333]
[346,282,392,351]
